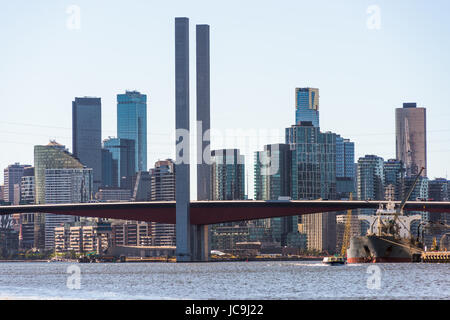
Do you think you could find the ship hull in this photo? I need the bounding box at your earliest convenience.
[347,235,417,263]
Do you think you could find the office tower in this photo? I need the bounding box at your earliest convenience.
[150,159,176,246]
[286,122,321,200]
[117,90,147,173]
[396,103,427,177]
[295,88,319,127]
[44,168,93,249]
[0,185,4,202]
[357,155,385,201]
[101,148,114,187]
[196,24,211,201]
[286,122,337,253]
[132,171,152,201]
[336,135,355,198]
[19,167,35,249]
[103,137,136,189]
[254,144,302,247]
[34,140,88,249]
[211,149,245,200]
[72,97,102,191]
[175,17,191,261]
[383,159,405,201]
[3,163,31,205]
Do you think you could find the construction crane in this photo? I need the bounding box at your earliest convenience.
[341,193,353,257]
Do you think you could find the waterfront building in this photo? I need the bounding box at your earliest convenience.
[117,90,147,172]
[111,221,153,247]
[72,97,102,191]
[103,137,136,189]
[395,103,427,177]
[295,88,319,127]
[54,221,110,254]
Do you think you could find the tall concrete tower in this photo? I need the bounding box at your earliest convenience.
[175,17,191,262]
[194,24,211,261]
[196,24,211,201]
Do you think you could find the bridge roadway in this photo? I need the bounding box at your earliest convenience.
[1,200,450,225]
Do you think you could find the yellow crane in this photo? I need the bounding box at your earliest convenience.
[341,193,353,257]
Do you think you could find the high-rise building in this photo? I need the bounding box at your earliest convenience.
[254,144,301,247]
[150,159,176,246]
[396,103,427,177]
[19,167,35,249]
[34,141,88,249]
[44,168,93,249]
[383,159,405,201]
[72,97,102,191]
[103,138,136,189]
[101,148,114,188]
[3,163,31,205]
[117,91,147,172]
[357,155,384,201]
[286,122,337,253]
[295,88,319,127]
[211,149,245,200]
[336,135,355,198]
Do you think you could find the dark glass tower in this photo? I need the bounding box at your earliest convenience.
[72,97,102,191]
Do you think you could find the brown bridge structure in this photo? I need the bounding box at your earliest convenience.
[1,200,450,225]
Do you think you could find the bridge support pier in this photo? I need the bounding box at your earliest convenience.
[191,225,209,261]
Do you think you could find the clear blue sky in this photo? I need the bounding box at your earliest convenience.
[1,0,449,198]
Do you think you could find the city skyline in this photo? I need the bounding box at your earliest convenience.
[1,1,450,201]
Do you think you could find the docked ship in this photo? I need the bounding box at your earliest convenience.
[347,168,425,264]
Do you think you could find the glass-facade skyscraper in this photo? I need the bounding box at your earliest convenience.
[103,138,136,189]
[211,149,245,200]
[356,155,385,201]
[117,91,147,173]
[295,88,319,127]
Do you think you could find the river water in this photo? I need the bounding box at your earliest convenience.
[0,261,448,300]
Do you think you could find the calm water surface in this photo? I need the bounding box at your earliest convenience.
[0,261,448,299]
